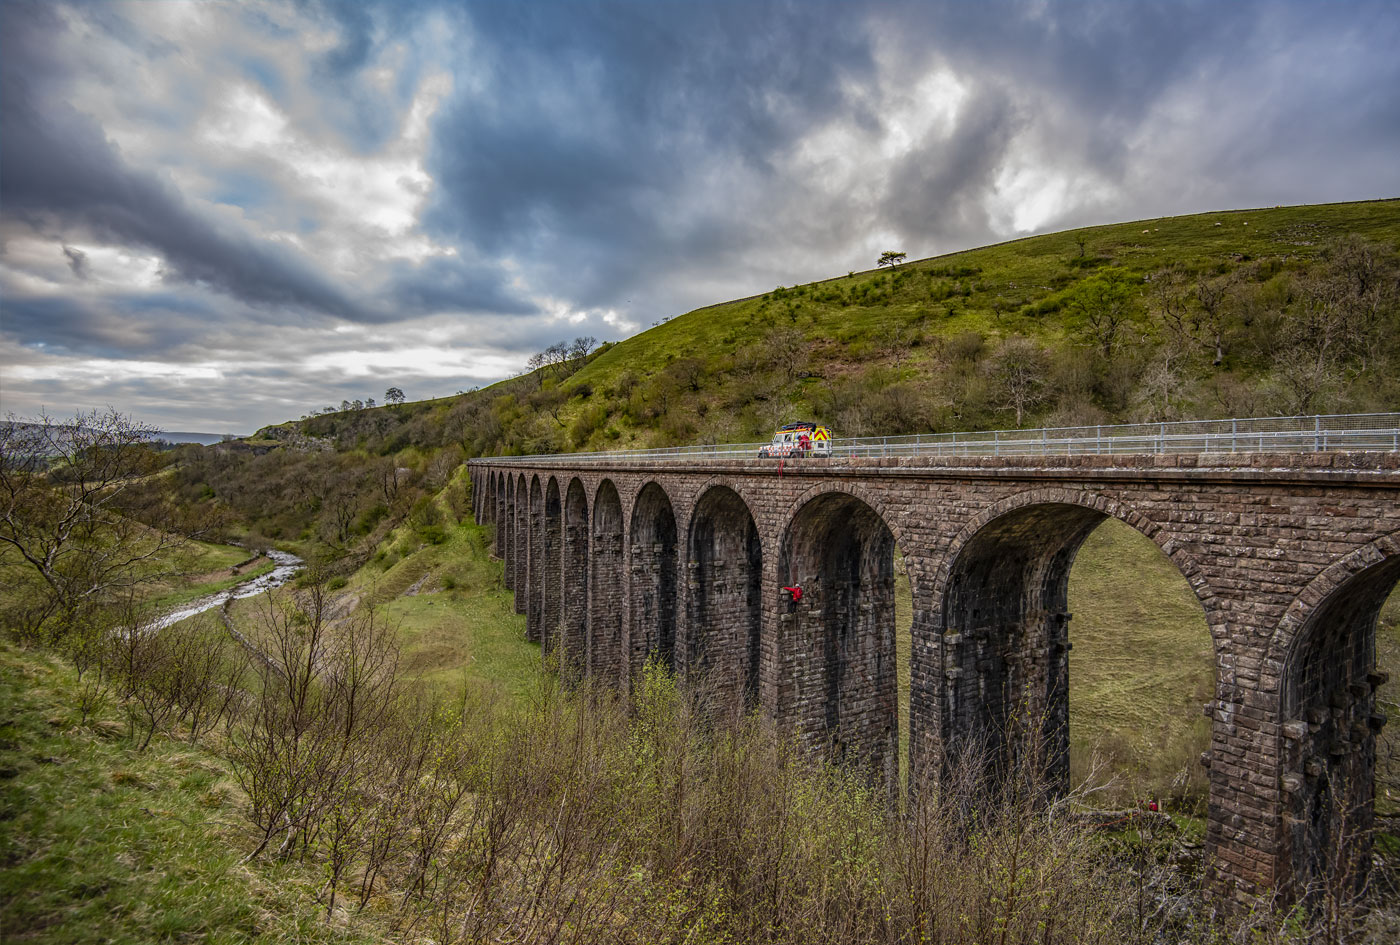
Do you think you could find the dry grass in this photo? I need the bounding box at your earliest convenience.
[1067,519,1215,807]
[895,518,1215,807]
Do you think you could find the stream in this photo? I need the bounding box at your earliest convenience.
[147,549,304,630]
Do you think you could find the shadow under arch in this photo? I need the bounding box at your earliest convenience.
[685,484,763,711]
[590,479,625,686]
[493,471,506,554]
[561,477,589,676]
[630,482,678,681]
[1272,531,1400,904]
[503,473,515,592]
[778,489,901,790]
[542,477,563,654]
[926,488,1213,797]
[527,475,544,644]
[513,473,528,614]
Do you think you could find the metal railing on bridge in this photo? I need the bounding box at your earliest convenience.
[477,413,1400,465]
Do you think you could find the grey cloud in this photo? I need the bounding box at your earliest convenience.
[0,291,214,359]
[420,0,1400,314]
[1,0,539,365]
[62,245,88,279]
[0,90,369,321]
[882,85,1022,250]
[421,1,877,296]
[386,256,539,317]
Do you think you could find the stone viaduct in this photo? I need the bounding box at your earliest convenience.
[467,449,1400,906]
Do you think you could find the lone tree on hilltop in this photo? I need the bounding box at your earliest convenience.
[384,387,405,405]
[878,251,907,269]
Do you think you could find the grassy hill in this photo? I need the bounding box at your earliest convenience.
[284,198,1400,459]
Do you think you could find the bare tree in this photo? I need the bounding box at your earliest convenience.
[985,337,1050,426]
[226,577,401,862]
[1134,340,1191,422]
[568,335,598,365]
[765,327,808,383]
[665,356,706,392]
[0,409,188,642]
[1193,275,1231,366]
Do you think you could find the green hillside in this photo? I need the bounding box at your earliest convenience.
[284,198,1400,459]
[0,645,384,945]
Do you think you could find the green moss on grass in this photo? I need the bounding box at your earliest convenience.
[0,643,384,944]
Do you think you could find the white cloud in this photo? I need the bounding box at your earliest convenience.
[197,75,455,267]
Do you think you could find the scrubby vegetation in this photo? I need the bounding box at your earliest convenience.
[9,580,1398,944]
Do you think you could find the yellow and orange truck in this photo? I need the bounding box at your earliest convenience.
[758,421,832,458]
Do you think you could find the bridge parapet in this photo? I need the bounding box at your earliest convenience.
[483,412,1400,465]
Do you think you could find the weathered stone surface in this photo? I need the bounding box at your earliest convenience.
[468,452,1400,908]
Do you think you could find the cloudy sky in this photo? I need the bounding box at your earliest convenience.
[3,0,1398,433]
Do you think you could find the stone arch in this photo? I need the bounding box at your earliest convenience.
[527,475,544,643]
[677,475,771,553]
[561,477,590,676]
[502,473,515,591]
[1272,532,1400,666]
[482,469,495,532]
[685,484,763,710]
[927,487,1212,796]
[543,477,563,655]
[778,490,900,788]
[590,479,626,687]
[629,482,679,681]
[494,472,507,554]
[780,479,912,556]
[513,473,528,614]
[930,487,1213,631]
[1272,531,1400,902]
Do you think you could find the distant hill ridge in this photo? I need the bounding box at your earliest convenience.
[157,431,243,445]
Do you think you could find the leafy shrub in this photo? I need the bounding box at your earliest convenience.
[408,496,440,529]
[569,403,609,446]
